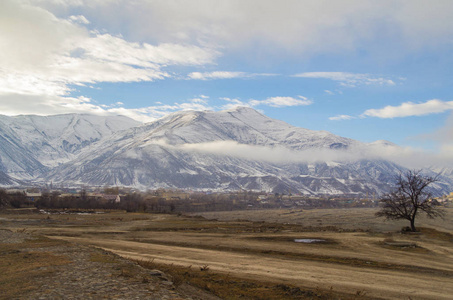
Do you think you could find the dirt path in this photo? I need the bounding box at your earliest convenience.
[3,209,452,299]
[49,236,453,300]
[123,230,453,273]
[0,230,192,300]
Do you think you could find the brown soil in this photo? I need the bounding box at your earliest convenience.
[1,207,452,299]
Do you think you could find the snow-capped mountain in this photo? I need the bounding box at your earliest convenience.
[43,107,450,195]
[0,114,140,181]
[131,107,360,150]
[1,107,451,195]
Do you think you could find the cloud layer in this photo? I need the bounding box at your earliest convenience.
[330,99,453,121]
[329,115,355,121]
[187,71,247,80]
[220,96,312,110]
[0,0,217,119]
[32,0,453,57]
[362,99,453,118]
[294,72,396,87]
[187,71,276,80]
[0,1,217,96]
[144,139,453,168]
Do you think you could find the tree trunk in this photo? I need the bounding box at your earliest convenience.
[410,218,416,232]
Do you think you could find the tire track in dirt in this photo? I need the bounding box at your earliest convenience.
[49,235,453,300]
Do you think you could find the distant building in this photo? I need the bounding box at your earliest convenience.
[25,192,42,201]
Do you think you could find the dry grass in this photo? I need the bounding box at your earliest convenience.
[418,227,453,242]
[131,215,350,235]
[193,207,453,232]
[136,259,367,300]
[0,238,70,300]
[2,208,452,299]
[89,251,119,264]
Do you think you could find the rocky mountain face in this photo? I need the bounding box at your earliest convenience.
[0,108,451,195]
[0,114,140,180]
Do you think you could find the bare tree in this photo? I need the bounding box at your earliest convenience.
[376,170,444,232]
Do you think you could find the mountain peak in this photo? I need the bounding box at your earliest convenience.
[3,110,452,196]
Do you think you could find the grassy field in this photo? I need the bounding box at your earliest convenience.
[1,207,452,299]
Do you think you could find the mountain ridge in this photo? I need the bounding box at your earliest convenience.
[0,108,451,195]
[0,114,140,179]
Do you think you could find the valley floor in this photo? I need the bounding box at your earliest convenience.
[1,207,452,299]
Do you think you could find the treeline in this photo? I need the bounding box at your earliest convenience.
[0,189,175,212]
[1,188,375,213]
[0,189,30,208]
[0,189,264,212]
[0,189,117,210]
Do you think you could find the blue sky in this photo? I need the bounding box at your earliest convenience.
[1,0,453,162]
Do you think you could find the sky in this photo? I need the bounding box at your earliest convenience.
[1,0,453,165]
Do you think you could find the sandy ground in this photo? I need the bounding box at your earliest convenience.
[1,207,452,299]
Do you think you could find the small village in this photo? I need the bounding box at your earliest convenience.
[2,185,452,213]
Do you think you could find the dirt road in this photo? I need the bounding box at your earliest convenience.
[2,208,452,299]
[49,233,453,300]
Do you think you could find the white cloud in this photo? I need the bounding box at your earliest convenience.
[0,0,222,121]
[69,15,90,24]
[219,96,312,110]
[187,71,276,80]
[362,99,453,118]
[293,72,396,87]
[144,140,359,164]
[0,92,213,123]
[329,115,355,121]
[0,1,217,99]
[330,99,453,123]
[101,98,213,122]
[140,139,453,168]
[250,96,312,108]
[0,94,104,117]
[81,34,218,67]
[176,101,211,112]
[34,1,453,58]
[219,98,250,110]
[187,71,247,80]
[190,97,208,104]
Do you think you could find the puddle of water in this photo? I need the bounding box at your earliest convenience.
[39,209,105,215]
[294,239,325,243]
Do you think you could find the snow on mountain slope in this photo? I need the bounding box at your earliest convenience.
[0,114,140,179]
[135,107,358,150]
[0,170,23,186]
[45,107,451,195]
[0,117,48,180]
[2,107,451,195]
